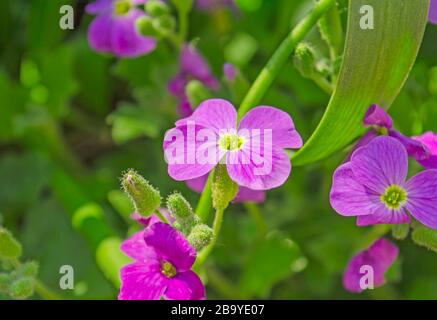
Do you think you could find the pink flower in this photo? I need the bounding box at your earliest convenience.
[163,99,303,190]
[343,238,398,293]
[86,0,156,58]
[412,132,437,169]
[430,0,437,24]
[330,136,437,228]
[119,221,205,300]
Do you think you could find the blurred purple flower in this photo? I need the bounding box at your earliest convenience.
[119,222,205,300]
[412,132,437,169]
[86,0,157,58]
[169,45,219,116]
[343,238,398,293]
[430,0,437,24]
[163,99,302,190]
[223,63,237,82]
[330,136,437,228]
[186,174,266,203]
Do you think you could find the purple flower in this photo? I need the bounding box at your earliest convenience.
[352,105,430,166]
[169,45,219,116]
[430,0,437,24]
[330,136,437,228]
[186,174,266,203]
[343,238,398,293]
[223,63,237,82]
[412,132,437,169]
[163,99,303,190]
[86,0,157,58]
[119,222,205,300]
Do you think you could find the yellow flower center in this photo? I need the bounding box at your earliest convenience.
[219,134,245,151]
[380,185,407,210]
[161,261,177,278]
[114,0,132,15]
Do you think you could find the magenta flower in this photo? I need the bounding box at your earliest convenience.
[412,132,437,169]
[168,45,219,116]
[223,63,237,82]
[343,238,398,293]
[163,99,303,190]
[86,0,157,58]
[119,221,205,300]
[330,136,437,228]
[186,174,266,203]
[430,0,437,24]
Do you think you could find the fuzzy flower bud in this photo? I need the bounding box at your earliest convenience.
[0,228,22,259]
[0,273,10,292]
[136,16,161,38]
[293,42,316,79]
[9,277,34,300]
[166,192,200,234]
[145,0,170,17]
[187,224,213,251]
[212,165,238,211]
[392,224,409,240]
[121,170,161,217]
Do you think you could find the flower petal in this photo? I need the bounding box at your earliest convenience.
[180,45,219,90]
[330,162,381,217]
[405,170,437,229]
[87,12,113,53]
[356,205,410,226]
[363,104,393,129]
[118,261,168,300]
[430,0,437,24]
[412,132,437,169]
[175,99,237,133]
[86,0,113,14]
[345,130,378,162]
[144,222,197,272]
[164,271,206,300]
[111,9,156,58]
[234,187,266,203]
[343,238,398,293]
[120,230,157,261]
[163,124,221,181]
[350,136,408,193]
[389,130,429,163]
[238,106,303,149]
[226,145,291,190]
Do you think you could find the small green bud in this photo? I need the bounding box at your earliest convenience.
[19,261,39,277]
[293,43,316,79]
[212,165,238,211]
[145,0,170,17]
[121,169,161,217]
[167,192,193,219]
[9,277,34,300]
[186,80,211,109]
[136,16,161,38]
[153,15,176,37]
[412,226,437,253]
[171,0,193,13]
[0,273,11,292]
[392,224,409,240]
[0,228,22,259]
[187,224,213,251]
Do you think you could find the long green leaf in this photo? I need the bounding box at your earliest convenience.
[293,0,429,166]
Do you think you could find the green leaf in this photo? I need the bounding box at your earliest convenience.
[412,226,437,253]
[240,232,307,298]
[293,0,429,165]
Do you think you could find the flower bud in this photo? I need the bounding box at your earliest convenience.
[0,228,22,259]
[392,224,409,240]
[121,170,161,217]
[19,261,39,277]
[412,226,437,253]
[212,165,238,211]
[293,43,316,79]
[145,0,170,17]
[136,16,161,38]
[188,224,213,251]
[186,80,210,109]
[9,277,34,300]
[167,192,193,219]
[171,0,193,13]
[153,15,176,37]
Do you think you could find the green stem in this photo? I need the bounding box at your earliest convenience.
[194,208,224,268]
[244,203,267,236]
[34,279,63,300]
[237,0,336,118]
[311,74,334,94]
[155,208,170,224]
[195,171,213,222]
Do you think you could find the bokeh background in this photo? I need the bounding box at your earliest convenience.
[1,0,436,299]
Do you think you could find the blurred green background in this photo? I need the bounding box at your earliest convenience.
[0,0,436,299]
